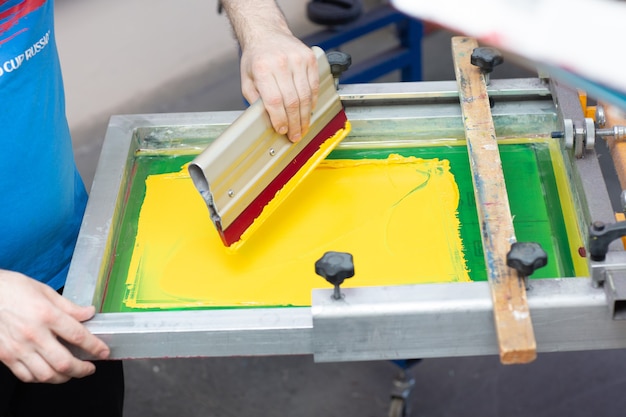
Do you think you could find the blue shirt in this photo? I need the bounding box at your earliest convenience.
[0,0,87,290]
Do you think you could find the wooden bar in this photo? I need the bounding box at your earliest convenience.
[451,36,537,364]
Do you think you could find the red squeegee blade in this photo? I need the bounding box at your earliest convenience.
[219,109,348,247]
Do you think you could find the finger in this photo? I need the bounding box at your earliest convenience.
[47,289,95,323]
[278,78,303,143]
[44,288,108,358]
[245,70,290,136]
[7,359,36,383]
[21,352,75,384]
[256,77,290,137]
[295,48,319,135]
[307,60,320,113]
[292,69,314,135]
[49,313,110,360]
[38,338,97,381]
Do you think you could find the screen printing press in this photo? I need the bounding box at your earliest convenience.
[64,39,626,366]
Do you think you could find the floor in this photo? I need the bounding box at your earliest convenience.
[124,350,626,417]
[69,12,626,417]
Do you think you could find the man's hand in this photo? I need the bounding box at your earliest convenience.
[222,0,319,143]
[0,270,110,383]
[240,31,318,143]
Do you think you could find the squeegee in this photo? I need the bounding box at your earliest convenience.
[188,46,351,248]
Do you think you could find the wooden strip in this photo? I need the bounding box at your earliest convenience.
[451,36,537,364]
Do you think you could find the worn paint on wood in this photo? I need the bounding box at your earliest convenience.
[452,36,537,364]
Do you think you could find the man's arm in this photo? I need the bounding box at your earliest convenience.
[221,0,319,143]
[0,270,111,383]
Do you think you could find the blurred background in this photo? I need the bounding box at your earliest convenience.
[55,1,626,416]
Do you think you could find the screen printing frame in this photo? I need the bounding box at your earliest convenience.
[64,79,626,361]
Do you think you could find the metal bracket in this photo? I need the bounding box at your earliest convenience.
[590,251,626,320]
[590,251,626,287]
[549,80,593,158]
[310,283,497,363]
[604,269,626,320]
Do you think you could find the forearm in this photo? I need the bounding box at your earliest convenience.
[221,0,293,49]
[220,0,318,143]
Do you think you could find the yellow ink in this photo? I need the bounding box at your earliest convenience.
[125,154,470,309]
[232,120,352,250]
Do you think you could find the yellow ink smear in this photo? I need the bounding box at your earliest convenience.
[125,154,471,309]
[232,120,351,250]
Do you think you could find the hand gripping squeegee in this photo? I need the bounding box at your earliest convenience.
[188,46,351,249]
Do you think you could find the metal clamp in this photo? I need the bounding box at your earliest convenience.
[553,117,626,158]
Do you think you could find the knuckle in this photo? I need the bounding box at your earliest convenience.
[250,57,275,74]
[64,327,87,346]
[274,54,290,70]
[19,372,36,383]
[37,368,58,384]
[54,358,74,375]
[284,96,300,112]
[310,81,320,94]
[34,303,58,327]
[298,91,313,105]
[20,326,38,344]
[264,94,284,109]
[0,342,20,362]
[289,54,305,68]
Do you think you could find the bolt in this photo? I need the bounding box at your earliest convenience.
[596,126,626,141]
[592,221,606,232]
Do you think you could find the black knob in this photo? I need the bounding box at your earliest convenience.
[326,51,352,79]
[307,0,363,27]
[506,242,548,276]
[315,251,354,299]
[470,47,504,74]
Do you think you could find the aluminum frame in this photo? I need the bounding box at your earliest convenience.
[64,79,626,361]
